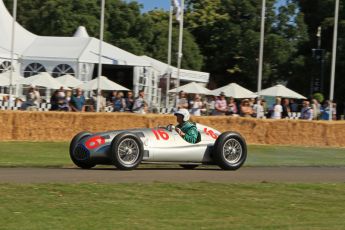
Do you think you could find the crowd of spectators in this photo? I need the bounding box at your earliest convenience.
[0,86,341,120]
[176,90,338,120]
[0,85,148,114]
[57,88,149,114]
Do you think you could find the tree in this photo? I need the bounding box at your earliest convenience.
[295,0,345,106]
[184,0,308,91]
[3,0,203,70]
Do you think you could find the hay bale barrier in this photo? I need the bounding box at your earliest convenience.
[0,111,344,147]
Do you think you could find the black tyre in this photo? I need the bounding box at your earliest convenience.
[179,164,199,170]
[109,132,144,170]
[69,131,96,169]
[213,132,247,170]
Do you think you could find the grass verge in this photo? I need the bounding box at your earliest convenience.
[1,183,345,230]
[0,142,345,167]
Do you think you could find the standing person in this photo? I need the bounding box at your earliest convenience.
[27,85,41,106]
[311,99,321,120]
[110,91,117,103]
[289,99,299,112]
[91,91,106,112]
[320,100,331,120]
[132,90,147,114]
[70,88,86,112]
[252,98,264,118]
[174,109,199,144]
[176,91,189,109]
[56,87,69,111]
[281,98,290,119]
[50,90,59,111]
[124,91,134,112]
[206,95,216,115]
[189,94,204,116]
[65,89,72,104]
[300,100,313,120]
[112,91,126,112]
[240,99,254,117]
[213,92,227,115]
[227,97,238,115]
[271,97,283,119]
[332,102,337,120]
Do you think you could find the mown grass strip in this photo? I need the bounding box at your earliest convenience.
[0,183,345,230]
[0,142,345,167]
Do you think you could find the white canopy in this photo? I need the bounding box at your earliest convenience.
[56,74,83,88]
[168,82,212,95]
[79,76,129,91]
[212,83,256,98]
[0,0,36,56]
[141,55,209,83]
[18,72,66,89]
[0,71,23,86]
[258,84,306,99]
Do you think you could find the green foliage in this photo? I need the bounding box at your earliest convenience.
[293,0,345,102]
[313,92,325,103]
[184,0,308,90]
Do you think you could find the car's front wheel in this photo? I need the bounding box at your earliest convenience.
[69,131,96,169]
[213,132,247,170]
[109,132,144,170]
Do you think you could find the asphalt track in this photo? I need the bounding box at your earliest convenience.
[0,167,345,183]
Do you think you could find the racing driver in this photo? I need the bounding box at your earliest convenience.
[174,109,199,144]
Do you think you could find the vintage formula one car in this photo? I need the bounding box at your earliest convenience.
[69,123,247,170]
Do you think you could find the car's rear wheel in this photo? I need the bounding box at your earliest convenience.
[213,132,247,170]
[179,164,198,170]
[109,132,143,170]
[69,131,96,169]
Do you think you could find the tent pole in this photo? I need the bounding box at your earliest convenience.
[166,3,173,109]
[8,0,17,110]
[257,0,266,118]
[175,0,184,108]
[97,0,105,112]
[329,0,339,121]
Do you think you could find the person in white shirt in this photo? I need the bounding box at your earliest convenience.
[271,97,283,119]
[190,94,204,116]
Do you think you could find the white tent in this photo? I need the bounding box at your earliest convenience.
[141,55,209,83]
[0,71,23,86]
[18,72,65,89]
[169,82,212,95]
[0,0,36,57]
[56,74,83,88]
[79,76,129,91]
[212,83,256,98]
[258,84,306,99]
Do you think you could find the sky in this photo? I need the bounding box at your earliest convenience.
[127,0,287,12]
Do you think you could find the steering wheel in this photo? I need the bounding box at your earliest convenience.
[166,124,175,132]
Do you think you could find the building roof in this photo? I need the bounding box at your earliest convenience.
[141,55,209,83]
[0,0,36,56]
[0,0,149,66]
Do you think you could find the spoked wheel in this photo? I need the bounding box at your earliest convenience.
[213,132,247,170]
[179,164,199,170]
[110,132,144,170]
[69,131,96,169]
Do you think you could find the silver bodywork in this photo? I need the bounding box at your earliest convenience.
[77,123,221,164]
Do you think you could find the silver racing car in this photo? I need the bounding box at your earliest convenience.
[69,123,247,170]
